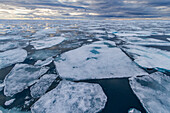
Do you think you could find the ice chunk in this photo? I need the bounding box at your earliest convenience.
[0,36,23,41]
[167,38,170,41]
[30,36,65,50]
[128,108,141,113]
[34,57,54,66]
[5,99,15,106]
[0,82,4,91]
[54,41,147,80]
[31,81,107,113]
[30,74,58,98]
[4,64,49,97]
[122,45,170,71]
[0,48,27,69]
[129,72,170,113]
[0,106,30,113]
[32,28,57,38]
[117,36,170,46]
[0,41,29,51]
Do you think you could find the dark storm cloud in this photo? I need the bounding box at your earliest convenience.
[0,0,170,19]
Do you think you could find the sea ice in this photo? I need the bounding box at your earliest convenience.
[0,82,4,91]
[0,41,29,51]
[0,106,30,113]
[31,81,107,113]
[34,57,54,66]
[54,41,147,80]
[30,36,65,50]
[0,48,27,69]
[4,64,49,97]
[30,74,58,98]
[122,45,170,71]
[128,108,141,113]
[117,36,170,46]
[5,99,15,106]
[129,72,170,113]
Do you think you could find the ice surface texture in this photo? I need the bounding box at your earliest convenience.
[0,48,27,69]
[129,72,170,113]
[4,64,49,97]
[31,81,107,113]
[122,45,170,71]
[30,36,65,50]
[54,41,147,80]
[30,74,58,98]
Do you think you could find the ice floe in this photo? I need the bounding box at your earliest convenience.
[31,81,107,113]
[122,45,170,71]
[5,99,15,106]
[128,108,141,113]
[0,82,4,91]
[0,48,27,69]
[0,41,29,51]
[117,36,170,46]
[129,72,170,113]
[30,74,58,98]
[0,106,30,113]
[54,41,147,80]
[30,36,65,50]
[4,64,49,97]
[34,57,54,66]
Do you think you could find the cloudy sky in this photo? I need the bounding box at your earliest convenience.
[0,0,170,19]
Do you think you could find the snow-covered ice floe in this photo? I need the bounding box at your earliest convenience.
[0,48,27,69]
[0,41,29,51]
[4,64,49,97]
[129,72,170,113]
[0,106,30,113]
[128,108,141,113]
[5,99,15,106]
[30,36,65,50]
[34,57,54,67]
[117,36,170,46]
[31,81,107,113]
[54,41,147,80]
[30,74,58,98]
[122,45,170,71]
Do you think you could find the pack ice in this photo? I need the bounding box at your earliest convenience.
[4,64,49,97]
[30,74,58,98]
[0,48,27,69]
[122,45,170,71]
[31,81,107,113]
[30,36,65,50]
[54,41,147,80]
[129,72,170,113]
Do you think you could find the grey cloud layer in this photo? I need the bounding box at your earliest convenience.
[0,0,170,19]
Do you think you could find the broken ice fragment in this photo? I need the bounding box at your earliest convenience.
[30,74,58,98]
[31,81,107,113]
[30,37,65,50]
[129,72,170,113]
[0,48,27,69]
[4,64,49,97]
[122,45,170,71]
[54,41,147,80]
[128,108,141,113]
[0,41,29,51]
[5,99,15,106]
[34,57,54,67]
